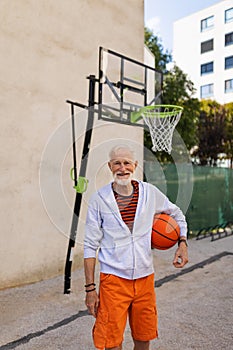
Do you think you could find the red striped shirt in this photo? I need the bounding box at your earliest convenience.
[113,180,139,232]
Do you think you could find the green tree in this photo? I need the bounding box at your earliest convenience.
[163,65,200,151]
[144,29,199,161]
[194,100,226,166]
[144,27,171,72]
[163,65,195,103]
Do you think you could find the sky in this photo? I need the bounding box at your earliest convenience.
[144,0,223,53]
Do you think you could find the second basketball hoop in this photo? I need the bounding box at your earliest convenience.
[131,104,183,154]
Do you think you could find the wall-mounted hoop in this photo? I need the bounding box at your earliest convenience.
[131,105,183,154]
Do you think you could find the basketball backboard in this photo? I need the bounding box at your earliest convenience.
[98,47,163,126]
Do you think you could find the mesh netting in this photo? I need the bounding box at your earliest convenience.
[141,105,183,154]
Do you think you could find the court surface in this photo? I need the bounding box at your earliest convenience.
[1,235,233,350]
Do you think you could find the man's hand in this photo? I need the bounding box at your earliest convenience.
[173,241,188,268]
[85,290,99,318]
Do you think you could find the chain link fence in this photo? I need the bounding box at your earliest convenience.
[144,162,233,236]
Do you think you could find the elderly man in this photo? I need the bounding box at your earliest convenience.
[84,144,188,350]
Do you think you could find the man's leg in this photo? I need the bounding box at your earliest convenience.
[106,344,122,350]
[94,274,133,349]
[133,340,150,350]
[129,275,158,349]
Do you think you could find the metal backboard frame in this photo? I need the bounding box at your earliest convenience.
[98,47,163,126]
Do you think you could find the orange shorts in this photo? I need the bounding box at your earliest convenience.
[93,273,158,349]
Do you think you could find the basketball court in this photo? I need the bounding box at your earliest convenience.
[1,235,233,350]
[37,46,233,350]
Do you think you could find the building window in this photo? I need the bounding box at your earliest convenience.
[225,79,233,93]
[200,84,214,98]
[201,62,214,75]
[201,15,214,31]
[201,39,214,53]
[225,8,233,23]
[225,56,233,70]
[225,32,233,46]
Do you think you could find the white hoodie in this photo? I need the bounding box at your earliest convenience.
[84,180,187,280]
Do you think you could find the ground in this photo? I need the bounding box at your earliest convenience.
[1,235,233,350]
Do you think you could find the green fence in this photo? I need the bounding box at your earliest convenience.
[144,162,233,235]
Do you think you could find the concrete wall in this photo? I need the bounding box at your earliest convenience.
[0,0,145,289]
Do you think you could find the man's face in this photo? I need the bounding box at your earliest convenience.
[108,149,138,186]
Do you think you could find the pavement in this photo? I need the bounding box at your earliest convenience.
[0,234,233,350]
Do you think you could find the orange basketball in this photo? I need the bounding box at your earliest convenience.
[151,213,180,250]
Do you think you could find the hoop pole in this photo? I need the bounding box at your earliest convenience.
[64,75,96,294]
[71,103,78,187]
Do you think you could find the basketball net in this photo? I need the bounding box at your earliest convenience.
[141,105,183,154]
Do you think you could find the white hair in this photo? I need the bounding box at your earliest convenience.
[109,144,136,161]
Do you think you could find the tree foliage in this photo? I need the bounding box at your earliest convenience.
[144,27,171,72]
[144,29,199,161]
[193,100,226,166]
[162,65,200,151]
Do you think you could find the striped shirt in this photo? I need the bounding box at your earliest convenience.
[113,180,139,232]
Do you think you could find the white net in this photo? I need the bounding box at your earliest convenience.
[142,105,183,154]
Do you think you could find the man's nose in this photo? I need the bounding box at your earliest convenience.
[119,163,126,170]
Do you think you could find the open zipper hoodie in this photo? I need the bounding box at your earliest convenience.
[84,180,187,280]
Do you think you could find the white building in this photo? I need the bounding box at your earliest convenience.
[173,0,233,104]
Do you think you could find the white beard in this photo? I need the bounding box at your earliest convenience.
[114,173,133,186]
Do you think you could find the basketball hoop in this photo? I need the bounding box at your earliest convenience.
[139,105,183,154]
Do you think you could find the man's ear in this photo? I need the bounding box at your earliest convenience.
[134,160,138,169]
[108,161,112,170]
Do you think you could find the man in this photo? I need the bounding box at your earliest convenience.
[84,144,188,350]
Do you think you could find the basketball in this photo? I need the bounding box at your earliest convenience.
[151,213,180,250]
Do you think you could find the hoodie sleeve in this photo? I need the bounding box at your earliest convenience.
[84,194,103,258]
[162,197,188,238]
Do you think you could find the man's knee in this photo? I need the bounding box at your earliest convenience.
[133,339,150,350]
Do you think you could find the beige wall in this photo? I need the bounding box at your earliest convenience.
[0,0,145,289]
